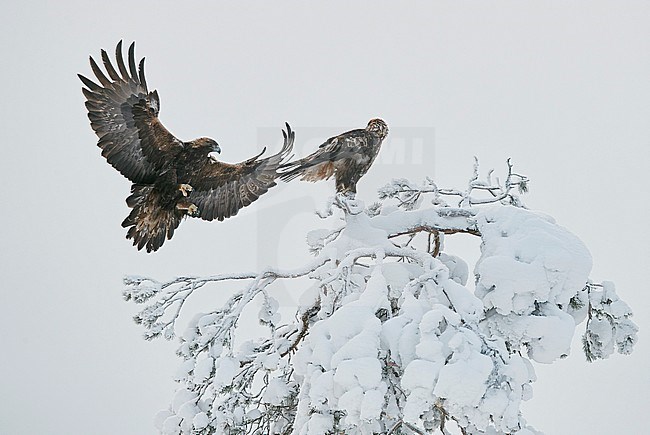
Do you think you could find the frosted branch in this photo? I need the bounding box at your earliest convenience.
[379,158,529,210]
[121,158,635,435]
[582,281,638,361]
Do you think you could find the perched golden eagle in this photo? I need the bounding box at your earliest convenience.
[79,41,294,252]
[279,119,388,193]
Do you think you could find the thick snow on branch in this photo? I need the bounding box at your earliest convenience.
[582,281,638,362]
[123,160,637,434]
[474,206,593,364]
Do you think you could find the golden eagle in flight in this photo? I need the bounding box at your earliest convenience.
[79,41,294,252]
[279,119,388,193]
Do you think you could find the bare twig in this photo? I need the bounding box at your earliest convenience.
[388,224,481,239]
[281,299,321,357]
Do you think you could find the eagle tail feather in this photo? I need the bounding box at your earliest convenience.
[279,153,336,183]
[121,184,182,252]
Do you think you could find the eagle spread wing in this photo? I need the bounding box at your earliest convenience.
[80,41,294,252]
[79,41,182,183]
[279,119,388,193]
[188,126,295,221]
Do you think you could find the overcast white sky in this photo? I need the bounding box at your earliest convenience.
[1,1,648,434]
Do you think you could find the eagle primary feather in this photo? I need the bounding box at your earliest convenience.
[279,118,388,193]
[80,41,294,252]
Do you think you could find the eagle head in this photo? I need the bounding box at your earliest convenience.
[366,118,388,140]
[192,137,221,154]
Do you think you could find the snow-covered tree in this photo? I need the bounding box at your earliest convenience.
[123,160,637,434]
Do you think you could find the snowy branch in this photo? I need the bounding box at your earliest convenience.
[121,159,636,435]
[582,281,638,362]
[378,158,529,210]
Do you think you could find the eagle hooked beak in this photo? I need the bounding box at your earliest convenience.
[212,142,221,154]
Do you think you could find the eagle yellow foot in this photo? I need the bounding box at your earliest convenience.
[179,183,193,197]
[176,202,199,217]
[187,204,199,216]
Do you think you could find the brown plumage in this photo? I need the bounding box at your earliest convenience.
[79,41,294,252]
[279,119,388,193]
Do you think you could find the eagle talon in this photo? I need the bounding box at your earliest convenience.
[187,204,199,216]
[176,201,199,217]
[179,183,193,197]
